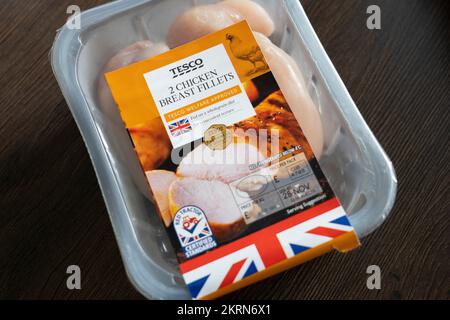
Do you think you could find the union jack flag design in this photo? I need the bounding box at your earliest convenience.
[180,198,357,299]
[179,224,212,246]
[169,118,192,137]
[183,245,265,299]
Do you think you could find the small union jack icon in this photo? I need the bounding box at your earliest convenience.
[169,118,192,137]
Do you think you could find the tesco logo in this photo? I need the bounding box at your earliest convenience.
[169,58,204,78]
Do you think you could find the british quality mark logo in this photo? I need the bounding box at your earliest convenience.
[174,206,217,258]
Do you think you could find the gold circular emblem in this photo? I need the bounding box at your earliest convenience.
[203,124,232,150]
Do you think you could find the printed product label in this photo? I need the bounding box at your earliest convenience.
[105,21,360,300]
[229,152,323,224]
[144,44,255,148]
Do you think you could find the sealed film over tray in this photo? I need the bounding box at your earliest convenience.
[51,0,397,299]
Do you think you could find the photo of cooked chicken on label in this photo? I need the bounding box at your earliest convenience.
[141,69,334,262]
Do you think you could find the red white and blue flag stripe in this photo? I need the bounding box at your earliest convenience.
[180,198,356,299]
[169,118,192,137]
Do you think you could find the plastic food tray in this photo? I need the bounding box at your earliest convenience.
[51,0,397,299]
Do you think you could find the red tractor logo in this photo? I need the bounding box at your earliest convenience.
[183,215,199,233]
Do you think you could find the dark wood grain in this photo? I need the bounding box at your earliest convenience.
[0,0,448,300]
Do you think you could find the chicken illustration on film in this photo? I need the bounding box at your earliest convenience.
[99,1,325,259]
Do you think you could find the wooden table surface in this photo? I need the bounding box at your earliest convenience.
[0,0,448,300]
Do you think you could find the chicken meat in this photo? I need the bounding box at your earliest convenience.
[234,90,316,161]
[177,142,265,185]
[169,177,253,242]
[98,40,169,119]
[253,33,324,158]
[146,170,177,227]
[98,40,172,171]
[128,119,171,171]
[166,0,274,48]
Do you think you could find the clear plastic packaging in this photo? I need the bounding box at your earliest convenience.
[51,0,397,299]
